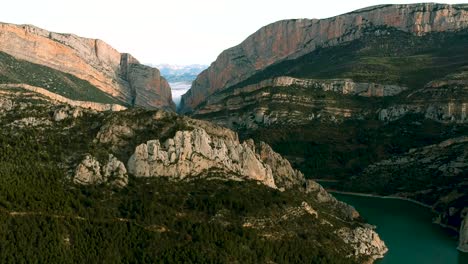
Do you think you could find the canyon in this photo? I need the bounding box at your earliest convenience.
[178,3,468,256]
[0,2,467,263]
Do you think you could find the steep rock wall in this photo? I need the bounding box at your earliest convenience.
[0,22,174,110]
[180,3,468,112]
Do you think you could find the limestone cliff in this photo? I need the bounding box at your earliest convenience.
[180,3,468,112]
[0,22,175,110]
[127,128,278,188]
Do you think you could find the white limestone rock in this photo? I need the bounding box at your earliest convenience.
[102,154,128,188]
[127,128,278,188]
[74,154,128,187]
[53,106,82,121]
[73,155,103,185]
[336,227,388,261]
[0,98,13,112]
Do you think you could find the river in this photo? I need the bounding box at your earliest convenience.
[333,193,468,264]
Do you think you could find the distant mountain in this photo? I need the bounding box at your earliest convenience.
[146,64,207,107]
[151,64,207,82]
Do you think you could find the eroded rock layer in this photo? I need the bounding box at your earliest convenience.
[181,3,468,112]
[0,22,174,110]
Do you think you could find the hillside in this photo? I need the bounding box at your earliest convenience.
[0,85,387,263]
[0,22,175,110]
[180,3,468,113]
[180,3,468,244]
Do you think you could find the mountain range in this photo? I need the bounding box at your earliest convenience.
[0,2,467,262]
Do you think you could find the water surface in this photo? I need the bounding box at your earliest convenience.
[333,193,467,264]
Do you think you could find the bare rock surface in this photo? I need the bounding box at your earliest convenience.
[336,226,388,261]
[0,23,174,110]
[181,3,468,112]
[127,128,278,188]
[74,154,128,187]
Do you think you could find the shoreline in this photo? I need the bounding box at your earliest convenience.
[326,189,433,209]
[328,189,462,234]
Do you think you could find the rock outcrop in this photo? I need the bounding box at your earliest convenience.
[74,154,128,187]
[74,155,103,185]
[257,142,304,189]
[0,22,175,110]
[459,209,468,252]
[180,3,468,112]
[127,128,279,188]
[53,106,83,121]
[379,102,468,123]
[0,84,127,112]
[336,227,388,261]
[306,180,360,220]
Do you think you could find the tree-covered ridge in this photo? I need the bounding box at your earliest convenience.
[0,89,371,263]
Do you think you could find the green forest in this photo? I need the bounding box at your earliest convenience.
[0,97,361,263]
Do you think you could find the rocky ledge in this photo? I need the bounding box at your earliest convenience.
[181,3,468,112]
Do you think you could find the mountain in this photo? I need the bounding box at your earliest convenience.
[0,85,387,263]
[0,22,175,110]
[148,64,207,107]
[180,3,468,113]
[155,64,207,82]
[178,3,468,246]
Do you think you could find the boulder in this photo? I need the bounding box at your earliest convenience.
[74,154,128,187]
[73,155,103,185]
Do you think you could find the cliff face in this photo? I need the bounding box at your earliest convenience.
[180,3,468,112]
[0,22,175,110]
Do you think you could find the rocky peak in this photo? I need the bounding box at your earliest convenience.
[180,3,468,113]
[127,127,279,188]
[0,22,174,110]
[74,154,128,188]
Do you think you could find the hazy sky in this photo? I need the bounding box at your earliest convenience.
[1,1,464,65]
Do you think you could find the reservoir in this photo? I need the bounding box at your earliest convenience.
[333,193,468,264]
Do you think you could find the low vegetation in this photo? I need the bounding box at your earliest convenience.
[0,51,124,105]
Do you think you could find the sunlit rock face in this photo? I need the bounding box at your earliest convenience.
[180,3,468,113]
[0,22,175,110]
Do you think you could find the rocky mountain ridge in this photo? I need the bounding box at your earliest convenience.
[180,3,468,112]
[0,85,388,263]
[0,22,175,110]
[179,3,468,251]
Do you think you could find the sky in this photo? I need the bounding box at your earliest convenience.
[0,1,465,65]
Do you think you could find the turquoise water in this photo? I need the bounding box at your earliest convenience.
[333,193,468,264]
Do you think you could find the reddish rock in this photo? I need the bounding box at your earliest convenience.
[0,22,174,110]
[180,3,468,113]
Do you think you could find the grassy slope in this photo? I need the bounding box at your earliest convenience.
[0,51,125,105]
